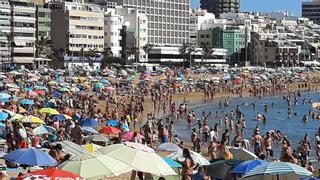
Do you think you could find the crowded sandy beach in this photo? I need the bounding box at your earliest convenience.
[0,66,320,180]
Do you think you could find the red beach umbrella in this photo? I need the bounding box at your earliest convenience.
[22,168,83,179]
[99,126,121,134]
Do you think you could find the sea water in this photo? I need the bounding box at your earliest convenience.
[174,91,320,161]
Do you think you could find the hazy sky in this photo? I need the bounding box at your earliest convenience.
[191,0,302,16]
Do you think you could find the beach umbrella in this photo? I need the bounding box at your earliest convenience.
[10,113,24,121]
[23,168,83,179]
[162,157,182,168]
[107,119,119,126]
[70,87,80,92]
[52,91,62,97]
[122,131,144,141]
[19,99,34,105]
[100,79,108,83]
[99,126,121,134]
[4,148,57,166]
[206,159,244,179]
[32,125,49,135]
[167,149,210,166]
[17,115,45,124]
[38,108,60,115]
[0,111,8,121]
[157,143,181,152]
[228,146,258,161]
[83,143,103,153]
[44,125,56,133]
[34,86,48,90]
[0,93,11,99]
[81,118,98,127]
[28,91,39,97]
[243,162,313,180]
[59,87,70,92]
[98,144,176,177]
[53,114,71,121]
[34,90,46,95]
[87,134,109,143]
[58,153,132,179]
[123,142,155,153]
[231,160,268,174]
[301,178,320,180]
[83,126,99,134]
[24,87,33,92]
[2,109,15,116]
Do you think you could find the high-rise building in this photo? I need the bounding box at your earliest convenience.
[200,0,240,17]
[51,0,104,68]
[10,0,36,66]
[115,0,190,46]
[0,0,11,66]
[302,0,320,24]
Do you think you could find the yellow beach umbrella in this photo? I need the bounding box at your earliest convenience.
[18,115,45,124]
[38,108,60,115]
[83,143,103,153]
[62,114,72,120]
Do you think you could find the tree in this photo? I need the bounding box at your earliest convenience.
[187,46,196,68]
[202,45,213,65]
[142,43,154,62]
[101,47,113,68]
[179,42,189,67]
[85,48,99,67]
[36,35,53,58]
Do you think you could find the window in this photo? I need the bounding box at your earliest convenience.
[226,41,231,45]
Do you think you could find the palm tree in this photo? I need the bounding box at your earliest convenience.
[202,45,212,65]
[85,48,99,67]
[179,42,189,67]
[187,46,196,68]
[36,35,53,58]
[130,47,140,64]
[142,43,153,62]
[101,47,113,68]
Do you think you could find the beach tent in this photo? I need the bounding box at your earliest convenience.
[228,146,258,161]
[157,143,181,152]
[53,141,90,157]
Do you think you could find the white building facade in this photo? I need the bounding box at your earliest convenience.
[11,0,36,65]
[116,0,190,46]
[0,0,11,66]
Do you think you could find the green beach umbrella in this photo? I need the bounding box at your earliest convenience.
[59,87,70,92]
[58,153,132,180]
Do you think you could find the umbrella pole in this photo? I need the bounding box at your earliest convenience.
[130,170,137,180]
[277,174,279,180]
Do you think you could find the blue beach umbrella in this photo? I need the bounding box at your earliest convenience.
[231,160,268,174]
[162,157,182,168]
[81,118,98,127]
[44,125,56,133]
[0,111,8,121]
[24,87,33,92]
[0,93,11,99]
[52,91,63,97]
[107,120,119,127]
[19,99,34,105]
[301,178,320,180]
[122,122,129,131]
[4,148,57,166]
[100,79,108,83]
[32,125,49,135]
[73,113,81,120]
[53,114,67,121]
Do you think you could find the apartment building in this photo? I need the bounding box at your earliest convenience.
[200,0,240,17]
[302,0,320,24]
[10,0,36,66]
[0,0,11,66]
[115,0,190,46]
[51,0,104,68]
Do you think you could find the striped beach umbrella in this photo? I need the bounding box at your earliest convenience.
[243,162,313,180]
